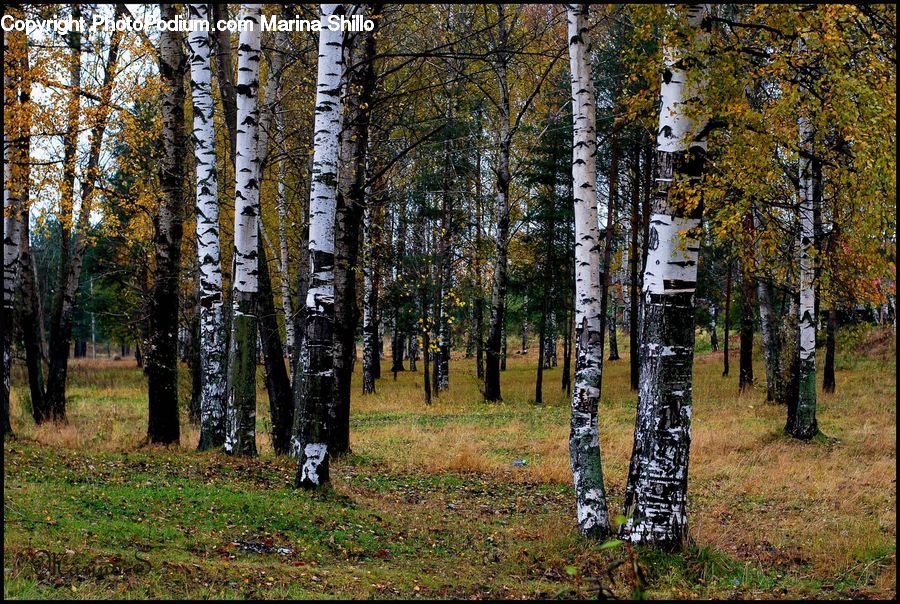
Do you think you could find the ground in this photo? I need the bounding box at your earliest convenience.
[3,326,896,599]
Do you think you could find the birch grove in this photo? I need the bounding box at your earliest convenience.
[1,5,894,589]
[188,3,227,451]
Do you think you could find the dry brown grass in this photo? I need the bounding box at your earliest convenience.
[6,327,896,597]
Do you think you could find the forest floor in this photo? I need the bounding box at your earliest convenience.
[3,326,896,599]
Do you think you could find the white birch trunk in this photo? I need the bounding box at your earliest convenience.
[622,4,708,549]
[566,3,611,539]
[3,120,23,429]
[226,4,262,456]
[791,70,818,438]
[277,159,295,355]
[188,3,227,451]
[293,4,345,488]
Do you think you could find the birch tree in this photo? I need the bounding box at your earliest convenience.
[188,3,227,451]
[2,58,22,435]
[294,3,345,487]
[225,3,263,456]
[566,3,611,539]
[787,45,818,439]
[622,4,709,549]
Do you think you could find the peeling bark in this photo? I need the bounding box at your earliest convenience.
[294,4,345,488]
[622,4,708,550]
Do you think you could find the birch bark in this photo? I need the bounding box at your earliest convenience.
[788,74,818,439]
[294,4,345,487]
[225,3,262,456]
[566,3,611,539]
[622,4,709,549]
[188,3,227,450]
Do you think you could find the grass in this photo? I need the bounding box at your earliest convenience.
[3,326,896,599]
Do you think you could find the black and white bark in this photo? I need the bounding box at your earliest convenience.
[362,199,383,394]
[2,80,22,437]
[622,4,708,549]
[483,5,513,402]
[788,81,818,439]
[294,4,345,487]
[566,3,611,539]
[188,3,227,450]
[225,3,262,457]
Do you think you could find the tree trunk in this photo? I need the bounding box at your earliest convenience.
[258,229,293,454]
[332,5,379,454]
[294,5,344,488]
[788,93,818,439]
[723,261,731,377]
[562,297,573,396]
[45,9,123,422]
[225,4,262,457]
[754,217,779,403]
[188,2,228,450]
[823,308,836,393]
[363,203,379,394]
[435,115,453,392]
[599,125,618,366]
[608,309,619,360]
[709,304,719,351]
[739,251,755,392]
[474,147,485,381]
[212,3,237,159]
[187,309,201,424]
[521,295,530,354]
[146,3,187,445]
[566,4,612,539]
[484,6,512,401]
[629,147,640,390]
[622,4,708,549]
[2,108,22,437]
[4,20,33,434]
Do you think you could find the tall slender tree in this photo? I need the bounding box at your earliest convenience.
[188,3,227,451]
[566,3,612,539]
[788,45,818,439]
[225,3,263,457]
[294,3,345,487]
[147,3,188,444]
